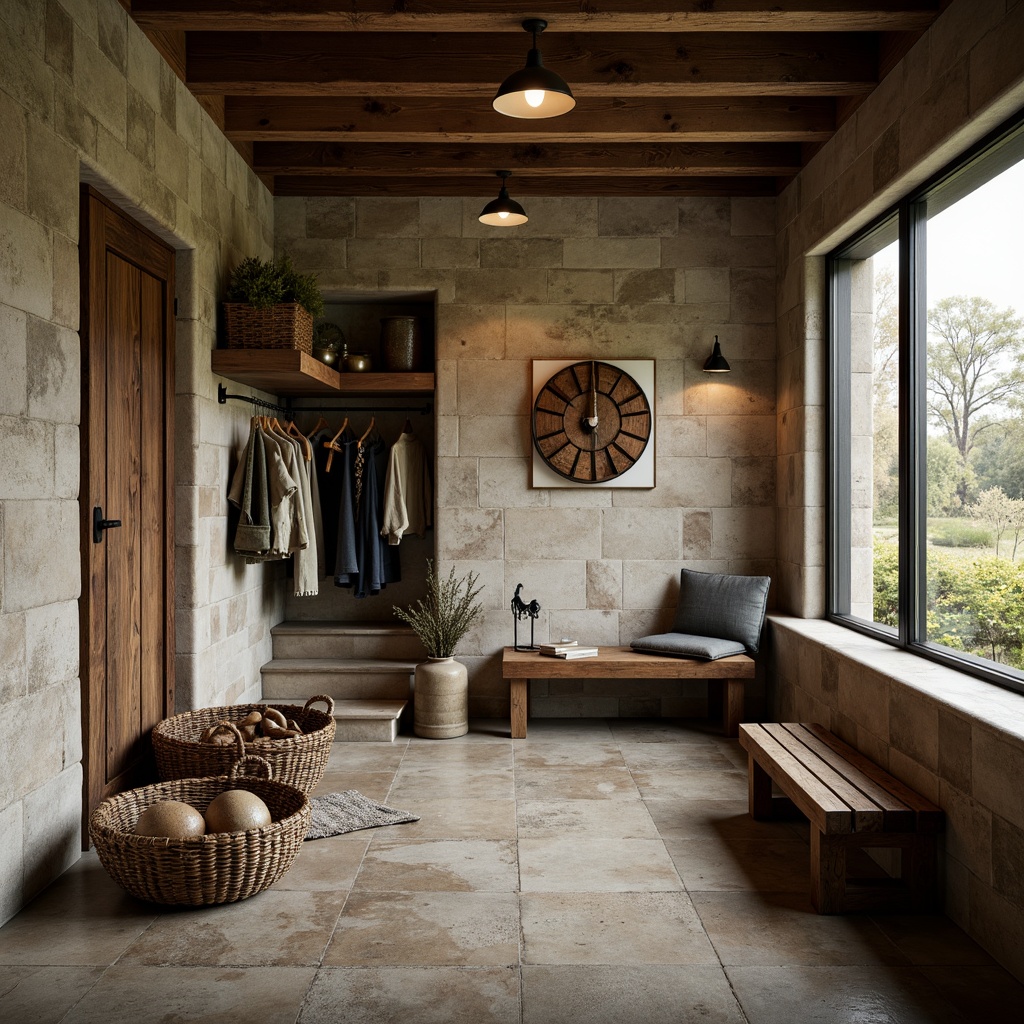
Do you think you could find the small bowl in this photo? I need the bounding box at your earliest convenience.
[344,353,372,372]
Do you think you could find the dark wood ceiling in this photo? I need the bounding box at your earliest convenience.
[127,1,944,198]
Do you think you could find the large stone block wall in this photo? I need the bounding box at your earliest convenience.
[276,194,778,719]
[0,0,277,925]
[773,0,1024,983]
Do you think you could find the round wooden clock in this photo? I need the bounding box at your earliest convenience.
[532,360,652,483]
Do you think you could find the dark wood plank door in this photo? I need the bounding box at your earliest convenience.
[80,187,175,837]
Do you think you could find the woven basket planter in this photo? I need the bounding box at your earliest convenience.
[224,302,314,354]
[152,696,336,795]
[89,756,310,906]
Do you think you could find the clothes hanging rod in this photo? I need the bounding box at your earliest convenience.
[217,384,432,415]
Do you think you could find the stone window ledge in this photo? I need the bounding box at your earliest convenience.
[767,615,1024,746]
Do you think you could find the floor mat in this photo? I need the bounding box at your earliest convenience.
[305,790,420,839]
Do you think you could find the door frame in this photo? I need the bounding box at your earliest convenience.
[79,185,176,839]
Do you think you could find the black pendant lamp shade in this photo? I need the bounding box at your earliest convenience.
[492,19,576,119]
[479,171,529,226]
[703,336,731,372]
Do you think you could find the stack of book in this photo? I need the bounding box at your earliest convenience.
[538,639,599,659]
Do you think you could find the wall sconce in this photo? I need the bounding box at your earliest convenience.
[492,18,576,119]
[703,336,731,373]
[478,171,529,226]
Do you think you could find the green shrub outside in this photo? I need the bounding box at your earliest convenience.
[929,519,994,548]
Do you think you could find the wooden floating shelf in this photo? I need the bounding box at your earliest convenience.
[212,349,434,397]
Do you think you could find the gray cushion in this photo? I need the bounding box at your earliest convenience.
[630,632,747,661]
[671,569,770,653]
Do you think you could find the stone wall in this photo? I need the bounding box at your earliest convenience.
[0,0,276,925]
[773,0,1024,983]
[276,194,778,719]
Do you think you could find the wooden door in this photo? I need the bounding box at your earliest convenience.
[80,187,175,837]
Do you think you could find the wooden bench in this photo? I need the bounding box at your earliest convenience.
[739,722,945,914]
[501,646,755,739]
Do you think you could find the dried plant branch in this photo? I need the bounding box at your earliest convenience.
[394,561,483,658]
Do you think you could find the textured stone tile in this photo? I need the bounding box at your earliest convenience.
[0,965,105,1023]
[391,798,516,841]
[325,891,519,966]
[938,708,972,793]
[419,197,462,238]
[422,237,479,269]
[519,837,682,892]
[62,966,315,1024]
[518,797,659,839]
[275,837,371,890]
[389,767,514,803]
[546,269,614,303]
[632,768,748,802]
[346,237,419,269]
[457,358,529,416]
[435,508,504,560]
[353,839,518,893]
[436,456,479,508]
[0,205,52,320]
[666,838,810,893]
[522,891,717,966]
[355,198,420,237]
[22,763,81,897]
[587,558,621,609]
[479,457,549,508]
[514,766,639,801]
[436,304,505,360]
[645,797,805,843]
[870,913,995,968]
[563,237,661,269]
[523,964,744,1024]
[599,198,680,237]
[504,508,602,560]
[601,507,681,560]
[302,966,520,1024]
[613,268,675,303]
[479,238,562,269]
[681,267,730,304]
[457,416,530,458]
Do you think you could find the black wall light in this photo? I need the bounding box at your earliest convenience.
[703,336,731,372]
[479,171,529,226]
[492,18,576,119]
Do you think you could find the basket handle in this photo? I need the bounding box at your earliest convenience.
[211,719,247,758]
[303,694,335,715]
[230,755,274,781]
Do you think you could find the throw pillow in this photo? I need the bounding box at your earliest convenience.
[671,568,770,652]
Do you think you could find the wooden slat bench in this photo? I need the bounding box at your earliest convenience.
[738,722,944,914]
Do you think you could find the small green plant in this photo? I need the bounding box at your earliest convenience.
[227,254,324,319]
[394,561,483,659]
[930,520,993,549]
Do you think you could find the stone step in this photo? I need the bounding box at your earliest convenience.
[259,698,407,743]
[260,658,416,702]
[271,620,426,661]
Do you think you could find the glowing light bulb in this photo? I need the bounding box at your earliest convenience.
[498,210,509,219]
[525,89,545,108]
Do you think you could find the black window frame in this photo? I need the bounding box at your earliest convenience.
[827,108,1024,697]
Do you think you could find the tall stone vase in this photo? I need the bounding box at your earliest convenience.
[414,657,469,739]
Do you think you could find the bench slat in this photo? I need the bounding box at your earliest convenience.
[739,725,853,834]
[780,724,916,832]
[763,723,885,833]
[804,724,944,833]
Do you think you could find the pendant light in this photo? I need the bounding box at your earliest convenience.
[478,171,529,227]
[703,336,731,373]
[492,18,576,119]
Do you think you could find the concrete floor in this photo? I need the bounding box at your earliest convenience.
[1,718,1022,1023]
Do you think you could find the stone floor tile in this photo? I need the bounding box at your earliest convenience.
[692,891,910,967]
[515,766,641,801]
[299,966,521,1024]
[513,742,626,769]
[518,837,682,892]
[513,718,615,742]
[327,743,407,773]
[665,838,811,892]
[522,964,746,1024]
[275,836,371,890]
[521,891,718,965]
[632,767,749,800]
[0,965,105,1021]
[608,718,727,744]
[726,965,968,1024]
[312,770,396,803]
[118,890,346,967]
[324,891,519,966]
[61,966,316,1024]
[517,798,660,839]
[0,856,157,966]
[644,797,807,842]
[408,721,510,745]
[918,965,1024,1020]
[617,741,741,771]
[389,798,516,840]
[353,839,519,892]
[868,913,996,966]
[389,767,515,801]
[400,742,513,768]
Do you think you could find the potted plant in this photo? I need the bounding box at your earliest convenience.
[394,561,483,738]
[224,253,324,354]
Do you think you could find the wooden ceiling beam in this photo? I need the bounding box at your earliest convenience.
[225,96,835,143]
[251,141,803,177]
[270,174,779,197]
[186,31,877,98]
[131,1,940,34]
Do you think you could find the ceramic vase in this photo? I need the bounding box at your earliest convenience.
[380,316,422,372]
[414,656,468,738]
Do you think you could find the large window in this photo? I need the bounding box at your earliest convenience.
[829,114,1024,692]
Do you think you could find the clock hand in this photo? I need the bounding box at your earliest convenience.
[583,360,599,432]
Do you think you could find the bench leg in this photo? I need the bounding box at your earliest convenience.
[748,754,774,820]
[811,829,847,914]
[510,679,528,739]
[722,679,743,737]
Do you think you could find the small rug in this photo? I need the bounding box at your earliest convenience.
[305,790,420,840]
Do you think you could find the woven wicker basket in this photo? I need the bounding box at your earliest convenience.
[152,696,336,795]
[89,756,310,906]
[224,302,314,353]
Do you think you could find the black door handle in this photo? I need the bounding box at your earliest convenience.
[93,506,123,543]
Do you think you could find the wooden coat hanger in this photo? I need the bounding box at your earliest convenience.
[358,415,376,445]
[403,417,413,434]
[286,418,313,461]
[307,415,329,438]
[323,416,350,472]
